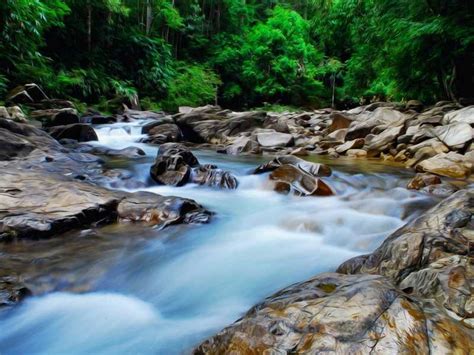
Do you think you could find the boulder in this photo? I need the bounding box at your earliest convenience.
[415,152,472,179]
[0,277,31,307]
[346,107,409,141]
[141,117,175,134]
[364,125,404,153]
[194,273,472,354]
[0,118,61,160]
[270,164,334,196]
[150,147,193,186]
[175,110,265,143]
[122,108,167,121]
[420,183,459,198]
[150,143,237,189]
[75,145,146,159]
[407,173,442,190]
[31,108,80,127]
[335,138,365,154]
[2,106,27,123]
[405,99,423,112]
[117,191,211,226]
[222,136,261,155]
[6,84,48,105]
[48,124,98,142]
[143,123,182,144]
[253,155,332,177]
[327,112,352,133]
[0,163,210,241]
[191,165,239,189]
[346,149,367,158]
[256,131,294,148]
[442,106,474,125]
[433,122,473,150]
[338,189,474,321]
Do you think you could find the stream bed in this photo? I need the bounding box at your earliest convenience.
[0,121,438,354]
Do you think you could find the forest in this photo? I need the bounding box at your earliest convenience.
[1,0,473,112]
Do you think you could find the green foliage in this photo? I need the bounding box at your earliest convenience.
[0,0,472,110]
[161,63,221,112]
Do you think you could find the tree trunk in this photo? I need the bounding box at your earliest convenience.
[331,73,336,108]
[87,2,92,52]
[146,0,153,35]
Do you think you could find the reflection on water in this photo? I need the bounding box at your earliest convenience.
[0,121,438,354]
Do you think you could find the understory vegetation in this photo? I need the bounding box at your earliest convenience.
[1,0,473,111]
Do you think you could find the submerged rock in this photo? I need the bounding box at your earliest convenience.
[0,277,31,307]
[194,273,472,354]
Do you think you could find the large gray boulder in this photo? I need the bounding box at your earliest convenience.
[339,189,474,321]
[194,273,472,354]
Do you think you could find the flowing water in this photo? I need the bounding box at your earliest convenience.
[0,121,438,354]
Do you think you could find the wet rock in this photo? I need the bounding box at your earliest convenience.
[419,183,459,198]
[0,277,32,307]
[338,189,474,321]
[143,123,182,144]
[150,143,237,189]
[0,167,120,240]
[191,165,239,189]
[47,123,98,142]
[254,155,332,177]
[117,191,211,226]
[270,164,333,196]
[415,152,472,178]
[194,273,472,354]
[407,173,442,190]
[75,145,146,159]
[0,163,211,241]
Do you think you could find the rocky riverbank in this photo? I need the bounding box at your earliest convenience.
[1,84,473,351]
[194,190,474,353]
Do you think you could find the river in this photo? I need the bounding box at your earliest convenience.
[0,120,437,354]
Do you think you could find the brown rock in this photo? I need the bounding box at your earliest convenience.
[253,155,332,177]
[415,152,472,179]
[270,164,334,196]
[407,173,442,190]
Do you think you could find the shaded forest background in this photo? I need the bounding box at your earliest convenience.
[1,0,473,112]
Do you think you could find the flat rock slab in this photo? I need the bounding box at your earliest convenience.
[0,166,210,240]
[194,273,472,354]
[256,132,294,147]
